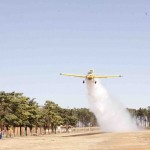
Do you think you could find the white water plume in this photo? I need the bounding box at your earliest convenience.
[86,79,138,132]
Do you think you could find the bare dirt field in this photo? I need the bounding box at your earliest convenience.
[0,130,150,150]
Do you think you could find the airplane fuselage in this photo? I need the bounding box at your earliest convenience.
[86,74,94,80]
[86,69,94,80]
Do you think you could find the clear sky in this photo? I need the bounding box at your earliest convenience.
[0,0,150,109]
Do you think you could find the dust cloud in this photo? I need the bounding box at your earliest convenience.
[86,79,138,132]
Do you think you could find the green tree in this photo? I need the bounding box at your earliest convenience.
[147,106,150,127]
[60,108,78,132]
[11,93,30,136]
[43,100,63,133]
[76,108,96,127]
[26,99,39,135]
[136,108,147,127]
[0,92,19,132]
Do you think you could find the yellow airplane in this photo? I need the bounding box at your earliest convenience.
[60,69,122,84]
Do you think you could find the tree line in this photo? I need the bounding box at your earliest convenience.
[1,91,150,137]
[0,91,97,136]
[128,107,150,127]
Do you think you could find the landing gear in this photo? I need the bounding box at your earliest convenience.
[83,80,85,84]
[95,81,97,84]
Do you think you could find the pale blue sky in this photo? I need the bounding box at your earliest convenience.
[0,0,150,108]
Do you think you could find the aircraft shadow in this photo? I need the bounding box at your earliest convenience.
[62,131,106,137]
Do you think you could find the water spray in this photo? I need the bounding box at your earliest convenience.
[86,79,138,132]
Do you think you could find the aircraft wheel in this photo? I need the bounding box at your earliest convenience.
[83,80,85,84]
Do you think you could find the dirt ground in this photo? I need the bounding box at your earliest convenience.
[0,130,150,150]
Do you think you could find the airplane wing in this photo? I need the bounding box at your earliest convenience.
[60,73,86,78]
[94,75,122,78]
